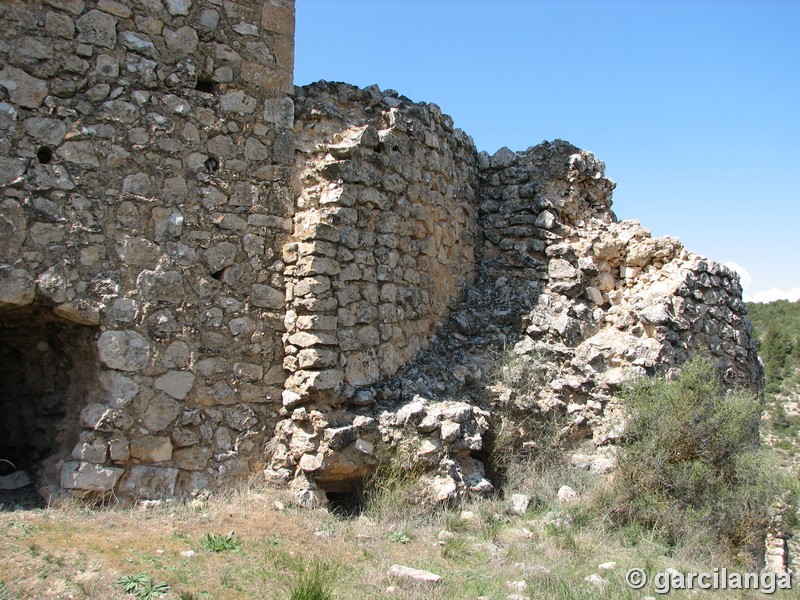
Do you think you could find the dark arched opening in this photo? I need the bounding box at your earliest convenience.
[0,300,99,506]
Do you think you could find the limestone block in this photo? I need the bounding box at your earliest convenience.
[287,331,338,347]
[439,421,461,444]
[109,438,130,462]
[252,284,284,308]
[585,286,604,306]
[77,9,118,48]
[511,494,532,515]
[122,172,151,196]
[195,381,238,405]
[225,405,257,430]
[548,258,578,280]
[0,66,48,108]
[130,436,173,462]
[204,242,238,272]
[61,462,124,492]
[24,117,67,145]
[233,362,264,381]
[72,436,108,464]
[220,90,257,114]
[118,466,179,499]
[154,370,195,400]
[142,395,182,431]
[98,330,150,371]
[344,350,380,386]
[81,403,113,430]
[164,25,199,56]
[0,266,34,306]
[98,361,144,409]
[122,31,156,57]
[557,485,578,503]
[116,235,161,267]
[387,565,442,586]
[164,0,191,16]
[98,0,131,18]
[263,97,295,129]
[324,426,357,450]
[297,348,338,369]
[173,446,212,471]
[45,11,76,38]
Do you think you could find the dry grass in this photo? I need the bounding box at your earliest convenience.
[1,474,791,599]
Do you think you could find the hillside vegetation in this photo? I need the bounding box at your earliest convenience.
[746,300,800,456]
[747,300,800,395]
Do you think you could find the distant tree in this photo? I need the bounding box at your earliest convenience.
[763,326,793,393]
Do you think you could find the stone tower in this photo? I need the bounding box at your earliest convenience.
[0,0,297,501]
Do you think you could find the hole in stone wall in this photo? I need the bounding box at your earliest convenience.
[36,146,53,164]
[195,76,216,94]
[0,300,100,503]
[210,269,225,281]
[204,156,219,173]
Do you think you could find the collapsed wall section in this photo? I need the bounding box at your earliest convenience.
[269,136,763,506]
[0,0,295,502]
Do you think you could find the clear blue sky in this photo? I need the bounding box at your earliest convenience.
[294,0,800,302]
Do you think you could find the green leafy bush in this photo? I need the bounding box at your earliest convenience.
[605,355,794,559]
[116,573,170,599]
[200,532,242,553]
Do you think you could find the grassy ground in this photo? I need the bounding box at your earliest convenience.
[2,476,797,600]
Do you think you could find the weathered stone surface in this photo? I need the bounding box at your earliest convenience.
[165,0,192,16]
[142,395,181,431]
[61,462,124,492]
[0,67,48,108]
[0,470,32,490]
[130,436,173,462]
[98,331,150,371]
[154,371,195,400]
[387,564,442,585]
[173,446,212,470]
[77,10,118,48]
[0,266,34,306]
[118,466,179,499]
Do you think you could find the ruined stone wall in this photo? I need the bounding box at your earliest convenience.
[265,135,763,506]
[0,0,295,502]
[282,82,478,406]
[0,3,764,506]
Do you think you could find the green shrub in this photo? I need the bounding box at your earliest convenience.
[604,355,795,560]
[116,573,170,599]
[199,532,242,553]
[287,560,338,600]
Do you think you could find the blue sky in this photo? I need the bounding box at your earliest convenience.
[294,0,800,302]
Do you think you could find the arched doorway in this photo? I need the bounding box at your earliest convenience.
[0,300,99,505]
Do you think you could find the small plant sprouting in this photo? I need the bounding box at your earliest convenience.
[386,530,413,544]
[0,580,10,600]
[116,573,170,599]
[200,531,242,553]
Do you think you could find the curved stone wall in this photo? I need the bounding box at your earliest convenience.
[281,82,478,406]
